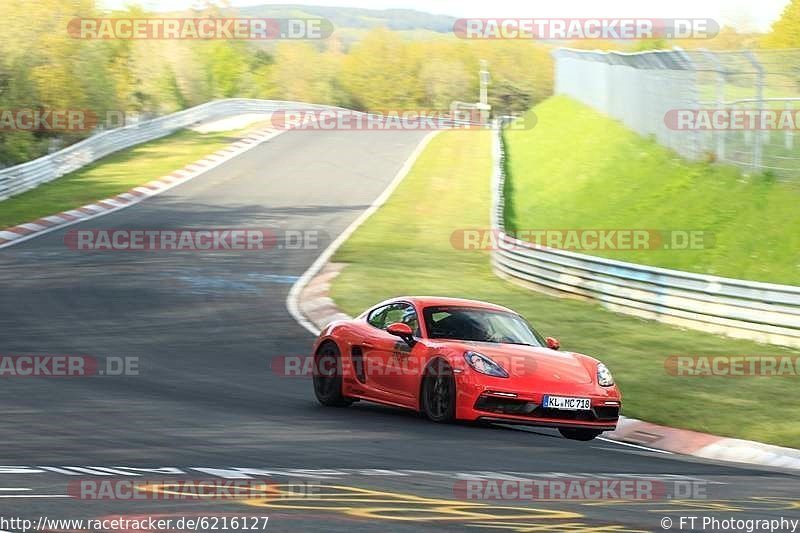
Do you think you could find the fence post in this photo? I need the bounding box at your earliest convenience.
[745,51,764,172]
[674,47,701,160]
[701,49,727,162]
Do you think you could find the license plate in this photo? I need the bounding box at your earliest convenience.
[543,395,591,410]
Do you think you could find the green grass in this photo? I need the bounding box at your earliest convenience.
[504,96,800,285]
[0,128,255,229]
[330,128,799,448]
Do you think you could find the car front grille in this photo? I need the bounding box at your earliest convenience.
[593,405,621,420]
[474,394,620,422]
[474,395,537,415]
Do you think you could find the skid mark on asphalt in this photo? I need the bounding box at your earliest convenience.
[4,470,797,532]
[464,524,648,532]
[165,271,301,295]
[233,484,796,532]
[7,481,797,532]
[240,488,799,532]
[224,484,644,532]
[583,496,800,513]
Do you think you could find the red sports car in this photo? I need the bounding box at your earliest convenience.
[312,297,621,441]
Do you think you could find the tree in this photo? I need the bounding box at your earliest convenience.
[416,41,474,109]
[340,28,423,110]
[268,42,339,104]
[763,0,800,48]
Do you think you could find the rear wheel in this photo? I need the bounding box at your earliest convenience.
[421,360,456,423]
[313,342,353,407]
[559,428,603,441]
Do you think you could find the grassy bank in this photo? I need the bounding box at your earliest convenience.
[504,96,800,285]
[330,128,798,448]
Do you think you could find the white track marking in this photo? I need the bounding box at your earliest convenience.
[597,437,673,454]
[0,495,70,498]
[286,130,440,336]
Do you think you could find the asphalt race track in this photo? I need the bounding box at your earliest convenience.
[0,129,798,532]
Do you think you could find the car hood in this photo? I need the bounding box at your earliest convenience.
[450,341,595,385]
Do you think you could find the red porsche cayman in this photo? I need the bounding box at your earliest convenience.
[312,297,621,441]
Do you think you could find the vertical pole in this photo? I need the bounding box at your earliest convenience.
[479,60,490,124]
[745,51,764,171]
[480,60,489,107]
[701,49,727,162]
[675,47,700,160]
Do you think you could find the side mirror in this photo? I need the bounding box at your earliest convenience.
[545,337,560,351]
[387,322,416,345]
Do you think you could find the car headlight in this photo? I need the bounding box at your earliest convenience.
[464,351,509,378]
[597,363,614,387]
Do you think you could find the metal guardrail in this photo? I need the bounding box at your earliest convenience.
[490,126,800,349]
[0,99,482,201]
[0,99,339,201]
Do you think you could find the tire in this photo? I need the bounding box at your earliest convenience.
[313,342,353,407]
[559,428,603,441]
[421,359,456,423]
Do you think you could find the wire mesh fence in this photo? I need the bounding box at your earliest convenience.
[553,48,800,178]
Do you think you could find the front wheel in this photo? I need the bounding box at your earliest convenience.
[421,360,456,423]
[559,428,603,441]
[313,342,353,407]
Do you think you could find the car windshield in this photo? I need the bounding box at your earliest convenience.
[423,306,545,346]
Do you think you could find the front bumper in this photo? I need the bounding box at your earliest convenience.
[456,378,621,431]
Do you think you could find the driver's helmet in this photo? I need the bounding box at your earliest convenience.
[401,307,419,333]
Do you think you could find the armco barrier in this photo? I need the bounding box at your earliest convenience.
[0,99,337,201]
[490,126,800,349]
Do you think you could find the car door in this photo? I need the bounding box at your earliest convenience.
[363,302,421,404]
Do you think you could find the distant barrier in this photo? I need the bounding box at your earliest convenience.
[553,48,800,179]
[0,99,335,200]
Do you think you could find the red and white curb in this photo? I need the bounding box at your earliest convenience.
[608,417,800,470]
[296,262,351,331]
[287,132,800,473]
[0,128,284,249]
